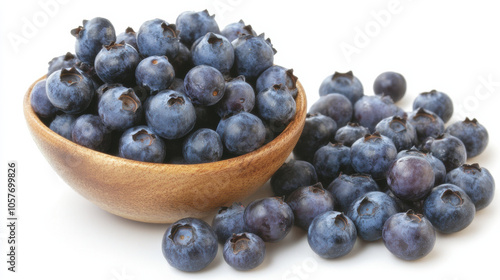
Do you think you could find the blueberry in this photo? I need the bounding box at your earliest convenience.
[243,197,294,242]
[347,191,399,241]
[375,116,417,152]
[71,114,112,152]
[373,71,406,102]
[71,17,116,65]
[98,86,142,131]
[169,42,192,78]
[286,183,335,230]
[135,56,175,94]
[232,34,276,82]
[136,19,180,59]
[309,93,353,128]
[162,218,218,272]
[46,67,94,114]
[382,210,436,261]
[423,184,475,234]
[215,76,255,118]
[387,156,435,201]
[223,233,265,271]
[192,32,234,74]
[182,128,223,163]
[176,10,220,48]
[396,147,446,186]
[116,27,138,51]
[168,77,186,93]
[94,42,141,85]
[407,108,445,143]
[30,80,57,119]
[445,118,489,158]
[353,95,405,132]
[216,112,266,155]
[307,211,357,259]
[49,114,77,140]
[413,90,453,123]
[256,65,299,98]
[293,113,337,162]
[318,71,364,104]
[334,122,370,147]
[351,133,397,180]
[117,126,165,163]
[256,84,296,133]
[313,143,352,185]
[184,65,225,106]
[212,202,247,244]
[221,20,257,42]
[446,164,495,210]
[270,159,318,197]
[145,90,196,139]
[327,173,380,213]
[47,52,79,77]
[421,133,467,172]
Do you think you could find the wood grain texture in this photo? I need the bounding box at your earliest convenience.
[23,76,307,223]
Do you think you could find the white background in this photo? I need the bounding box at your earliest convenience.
[1,0,499,279]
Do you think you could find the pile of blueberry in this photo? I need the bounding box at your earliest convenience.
[31,10,299,163]
[161,70,494,272]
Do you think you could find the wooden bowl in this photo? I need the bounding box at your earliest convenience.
[23,76,307,223]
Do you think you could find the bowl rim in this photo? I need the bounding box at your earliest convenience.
[24,75,307,170]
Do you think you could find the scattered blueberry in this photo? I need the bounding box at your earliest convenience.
[309,93,353,128]
[318,71,364,104]
[334,122,370,147]
[446,164,495,210]
[413,90,453,123]
[375,116,417,152]
[293,113,337,162]
[327,173,380,213]
[421,133,467,172]
[313,143,352,185]
[407,108,445,143]
[223,233,265,271]
[212,202,247,244]
[350,133,397,179]
[396,147,446,186]
[386,156,435,201]
[182,128,223,163]
[353,95,405,132]
[445,118,489,158]
[118,125,166,163]
[373,71,406,102]
[243,197,294,242]
[270,159,318,197]
[286,183,335,230]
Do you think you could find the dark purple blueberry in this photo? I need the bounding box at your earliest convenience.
[184,65,225,106]
[243,197,294,242]
[375,116,417,152]
[215,76,255,118]
[145,90,196,139]
[168,78,185,93]
[31,80,57,119]
[232,34,275,82]
[176,10,220,48]
[407,108,445,143]
[423,184,475,233]
[182,128,223,163]
[49,114,77,140]
[382,210,436,261]
[309,93,353,128]
[413,90,453,123]
[421,134,467,172]
[212,202,247,244]
[169,43,192,78]
[396,147,446,186]
[334,122,370,147]
[46,68,94,115]
[192,32,234,74]
[293,113,337,162]
[351,133,397,180]
[353,95,405,132]
[318,71,364,104]
[116,27,138,51]
[313,143,352,185]
[327,173,380,213]
[286,183,335,230]
[445,118,489,158]
[347,191,399,241]
[270,159,319,197]
[94,42,141,85]
[98,86,142,131]
[446,164,495,210]
[162,218,218,272]
[221,20,257,42]
[137,19,180,59]
[256,66,299,98]
[216,112,266,155]
[135,56,175,94]
[223,233,265,271]
[373,71,406,102]
[71,114,111,152]
[256,84,296,133]
[71,17,116,65]
[387,156,435,201]
[307,211,357,259]
[47,52,80,77]
[118,126,166,163]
